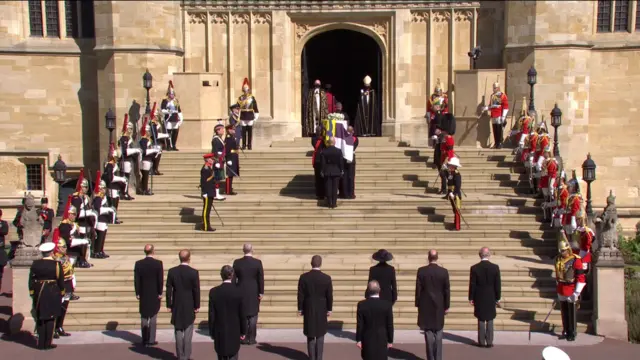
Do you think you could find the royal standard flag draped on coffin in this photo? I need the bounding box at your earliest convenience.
[322,113,355,163]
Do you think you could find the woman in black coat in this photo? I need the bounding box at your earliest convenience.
[365,250,398,305]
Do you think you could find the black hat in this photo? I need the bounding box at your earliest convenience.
[372,249,393,262]
[229,104,240,110]
[41,197,48,204]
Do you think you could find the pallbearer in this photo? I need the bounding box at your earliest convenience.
[102,142,126,224]
[211,124,227,201]
[225,124,240,195]
[139,116,161,196]
[118,114,140,200]
[92,172,114,259]
[555,238,586,342]
[484,82,509,148]
[446,157,463,231]
[161,80,183,150]
[238,78,259,150]
[200,153,216,232]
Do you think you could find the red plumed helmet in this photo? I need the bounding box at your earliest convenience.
[140,115,149,137]
[75,168,85,192]
[94,170,101,193]
[62,195,72,220]
[121,114,129,133]
[52,228,61,249]
[242,77,250,89]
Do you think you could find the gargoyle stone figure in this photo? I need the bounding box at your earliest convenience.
[19,194,44,247]
[595,190,618,250]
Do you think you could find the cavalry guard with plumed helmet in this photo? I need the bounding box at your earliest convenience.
[539,149,558,222]
[52,228,77,339]
[563,170,583,240]
[446,156,463,231]
[118,114,141,200]
[238,78,259,150]
[512,97,532,155]
[92,171,114,259]
[161,80,184,151]
[102,142,126,224]
[483,82,509,148]
[426,79,449,147]
[555,236,586,342]
[69,169,95,268]
[139,115,161,196]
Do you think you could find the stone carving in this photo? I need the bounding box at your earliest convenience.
[372,22,387,37]
[594,190,619,250]
[454,10,473,22]
[232,13,250,25]
[411,11,429,23]
[188,12,207,25]
[18,194,43,248]
[296,23,314,40]
[431,10,451,23]
[210,13,229,25]
[183,1,480,11]
[253,13,272,25]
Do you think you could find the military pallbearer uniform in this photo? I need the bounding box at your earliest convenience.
[555,240,586,341]
[224,124,240,195]
[446,157,463,231]
[200,153,217,232]
[211,124,227,201]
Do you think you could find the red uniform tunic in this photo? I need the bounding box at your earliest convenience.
[555,254,586,297]
[489,92,509,119]
[440,135,455,164]
[535,134,550,162]
[563,194,582,226]
[540,158,558,189]
[574,227,594,266]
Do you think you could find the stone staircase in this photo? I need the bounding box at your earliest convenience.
[64,137,591,332]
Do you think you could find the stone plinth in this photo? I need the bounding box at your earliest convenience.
[172,73,225,150]
[9,247,42,334]
[592,249,629,341]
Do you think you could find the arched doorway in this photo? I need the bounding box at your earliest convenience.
[301,29,383,136]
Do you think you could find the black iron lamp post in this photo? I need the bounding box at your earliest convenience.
[143,69,153,114]
[105,108,116,143]
[582,153,596,218]
[550,104,562,157]
[527,66,537,112]
[52,155,67,216]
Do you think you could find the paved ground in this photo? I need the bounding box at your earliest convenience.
[2,267,639,359]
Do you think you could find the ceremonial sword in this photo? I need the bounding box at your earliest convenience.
[531,299,557,341]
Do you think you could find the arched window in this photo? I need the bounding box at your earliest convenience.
[28,0,94,38]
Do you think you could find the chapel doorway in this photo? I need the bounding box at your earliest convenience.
[301,29,383,136]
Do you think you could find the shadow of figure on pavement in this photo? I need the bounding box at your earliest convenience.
[257,343,308,360]
[327,328,356,341]
[128,344,176,360]
[101,329,142,344]
[443,331,476,345]
[388,347,424,360]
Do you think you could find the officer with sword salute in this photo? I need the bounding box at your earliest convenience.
[210,124,228,201]
[446,157,464,231]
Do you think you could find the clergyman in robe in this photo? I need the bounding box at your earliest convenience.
[304,79,329,137]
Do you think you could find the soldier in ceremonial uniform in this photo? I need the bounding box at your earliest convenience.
[38,196,55,244]
[426,79,449,147]
[513,98,532,154]
[535,122,551,198]
[103,142,126,224]
[238,78,259,150]
[139,116,162,196]
[229,103,243,144]
[539,150,558,222]
[525,124,539,194]
[211,124,228,201]
[552,175,570,229]
[439,130,455,195]
[574,212,594,272]
[555,238,586,341]
[200,153,217,232]
[92,175,115,259]
[483,83,509,149]
[446,157,463,231]
[311,126,326,200]
[149,105,167,175]
[118,114,141,200]
[563,171,583,240]
[52,230,77,338]
[70,170,96,269]
[161,81,184,151]
[224,124,240,195]
[29,242,65,350]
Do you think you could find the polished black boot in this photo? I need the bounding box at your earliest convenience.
[93,231,104,259]
[242,127,248,150]
[100,229,110,258]
[54,301,71,338]
[172,129,180,151]
[123,173,135,200]
[567,302,577,341]
[560,301,569,339]
[247,126,253,150]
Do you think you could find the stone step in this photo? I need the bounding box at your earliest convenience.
[151,178,524,187]
[151,186,529,195]
[61,316,589,332]
[151,172,526,181]
[159,156,519,164]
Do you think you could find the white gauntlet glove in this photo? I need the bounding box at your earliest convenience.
[227,161,232,166]
[215,163,221,169]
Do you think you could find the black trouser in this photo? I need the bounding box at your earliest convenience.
[169,129,180,150]
[56,301,70,330]
[341,162,356,198]
[314,167,325,199]
[94,230,107,255]
[37,318,55,349]
[141,170,150,192]
[440,169,447,192]
[242,126,253,149]
[324,176,340,207]
[218,354,238,360]
[8,241,19,260]
[433,143,442,167]
[153,154,162,174]
[560,300,577,338]
[246,314,258,343]
[492,124,504,148]
[202,195,213,230]
[307,336,324,360]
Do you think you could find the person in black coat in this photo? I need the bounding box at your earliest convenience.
[232,243,264,345]
[311,127,325,200]
[365,249,397,305]
[38,197,55,244]
[468,247,501,348]
[340,125,359,199]
[209,265,247,360]
[321,137,344,209]
[166,250,200,360]
[29,242,65,350]
[415,250,450,360]
[356,280,394,360]
[224,124,240,195]
[134,244,164,347]
[0,210,8,294]
[298,255,333,360]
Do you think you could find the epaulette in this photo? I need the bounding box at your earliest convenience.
[61,219,70,224]
[72,192,80,196]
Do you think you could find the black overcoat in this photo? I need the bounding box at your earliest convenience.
[134,256,164,318]
[415,263,450,331]
[356,297,394,360]
[321,146,344,177]
[29,259,65,320]
[468,260,501,321]
[209,282,247,357]
[166,264,200,330]
[366,263,397,305]
[232,256,264,316]
[225,134,240,177]
[297,270,333,338]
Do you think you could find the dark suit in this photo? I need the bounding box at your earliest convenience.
[209,282,247,360]
[356,297,394,360]
[167,264,200,360]
[232,255,264,344]
[134,256,164,344]
[340,135,359,199]
[366,263,397,305]
[0,220,8,280]
[468,260,501,346]
[298,269,333,360]
[29,258,65,349]
[321,145,344,208]
[415,263,450,360]
[311,135,325,199]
